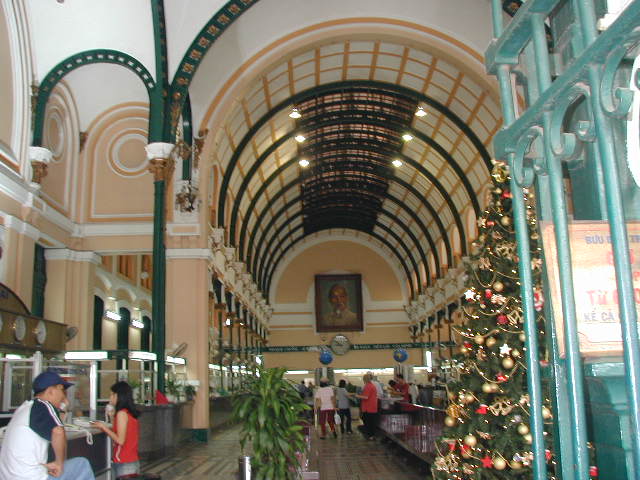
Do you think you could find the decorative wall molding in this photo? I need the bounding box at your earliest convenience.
[45,248,101,264]
[72,222,153,237]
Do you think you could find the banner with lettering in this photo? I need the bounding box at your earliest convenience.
[542,221,640,356]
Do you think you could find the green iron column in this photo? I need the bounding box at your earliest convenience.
[146,142,175,393]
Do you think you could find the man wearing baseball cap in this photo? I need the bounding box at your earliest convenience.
[0,370,95,479]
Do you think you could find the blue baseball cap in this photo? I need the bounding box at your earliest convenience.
[33,371,74,394]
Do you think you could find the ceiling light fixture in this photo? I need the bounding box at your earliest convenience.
[392,159,403,168]
[298,158,309,167]
[294,134,306,143]
[289,108,301,119]
[415,106,427,117]
[402,133,413,141]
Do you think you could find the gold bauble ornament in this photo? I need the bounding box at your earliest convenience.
[493,281,504,292]
[446,404,462,418]
[517,424,529,435]
[511,348,521,358]
[490,383,500,393]
[510,461,523,470]
[523,433,533,444]
[500,216,512,227]
[493,457,507,470]
[491,163,509,183]
[448,391,457,401]
[460,346,469,354]
[464,393,475,404]
[502,357,515,369]
[519,333,526,342]
[542,406,552,419]
[474,335,485,345]
[463,434,477,447]
[486,336,496,347]
[482,383,493,393]
[444,416,457,427]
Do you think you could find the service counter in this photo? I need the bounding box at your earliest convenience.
[66,427,110,477]
[209,394,246,431]
[378,403,446,462]
[107,403,185,461]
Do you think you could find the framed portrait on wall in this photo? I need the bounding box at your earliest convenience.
[315,274,363,332]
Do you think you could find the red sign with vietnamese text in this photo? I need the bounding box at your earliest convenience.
[542,221,640,357]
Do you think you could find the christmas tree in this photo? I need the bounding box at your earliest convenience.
[432,161,554,478]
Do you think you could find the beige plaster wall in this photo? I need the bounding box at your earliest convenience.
[268,239,413,370]
[44,257,96,350]
[166,256,211,429]
[83,104,153,223]
[274,240,401,303]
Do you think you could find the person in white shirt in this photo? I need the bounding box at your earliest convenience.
[314,378,337,439]
[0,371,95,480]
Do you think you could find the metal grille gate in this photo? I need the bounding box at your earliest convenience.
[487,1,640,479]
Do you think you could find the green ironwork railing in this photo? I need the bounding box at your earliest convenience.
[488,1,640,479]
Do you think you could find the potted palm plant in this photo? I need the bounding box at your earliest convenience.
[232,366,309,479]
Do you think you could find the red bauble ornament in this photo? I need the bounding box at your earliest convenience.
[481,455,494,468]
[545,449,552,461]
[487,220,495,227]
[475,404,488,414]
[460,444,471,455]
[501,190,512,199]
[448,441,456,452]
[497,314,508,325]
[534,289,544,311]
[485,289,493,299]
[589,466,598,477]
[463,342,472,348]
[496,373,508,382]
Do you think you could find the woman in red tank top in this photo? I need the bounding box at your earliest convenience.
[93,381,141,478]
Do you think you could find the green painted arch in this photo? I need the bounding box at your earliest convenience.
[167,0,261,136]
[218,80,490,227]
[33,49,155,146]
[227,121,468,255]
[264,219,419,300]
[251,191,434,289]
[254,194,432,288]
[254,206,428,293]
[241,151,454,269]
[234,138,464,270]
[239,171,433,291]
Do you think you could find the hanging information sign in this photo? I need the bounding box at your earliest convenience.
[541,221,640,357]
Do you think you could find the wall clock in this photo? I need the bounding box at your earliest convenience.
[329,334,351,355]
[14,316,26,341]
[35,320,47,344]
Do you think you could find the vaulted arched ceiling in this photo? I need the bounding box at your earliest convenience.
[207,36,502,299]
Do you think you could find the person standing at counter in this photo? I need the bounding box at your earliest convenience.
[93,381,140,478]
[355,373,378,440]
[0,371,95,480]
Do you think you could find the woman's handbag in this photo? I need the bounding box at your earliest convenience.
[334,411,341,425]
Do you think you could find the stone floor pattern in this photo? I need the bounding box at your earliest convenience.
[142,424,426,480]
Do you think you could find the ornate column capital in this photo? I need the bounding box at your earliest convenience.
[28,146,53,184]
[145,142,175,181]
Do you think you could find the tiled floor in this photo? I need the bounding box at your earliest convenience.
[142,423,427,480]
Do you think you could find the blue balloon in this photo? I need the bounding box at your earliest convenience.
[319,351,333,365]
[393,348,408,363]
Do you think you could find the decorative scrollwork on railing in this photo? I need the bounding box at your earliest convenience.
[600,29,640,118]
[510,126,543,188]
[550,82,594,161]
